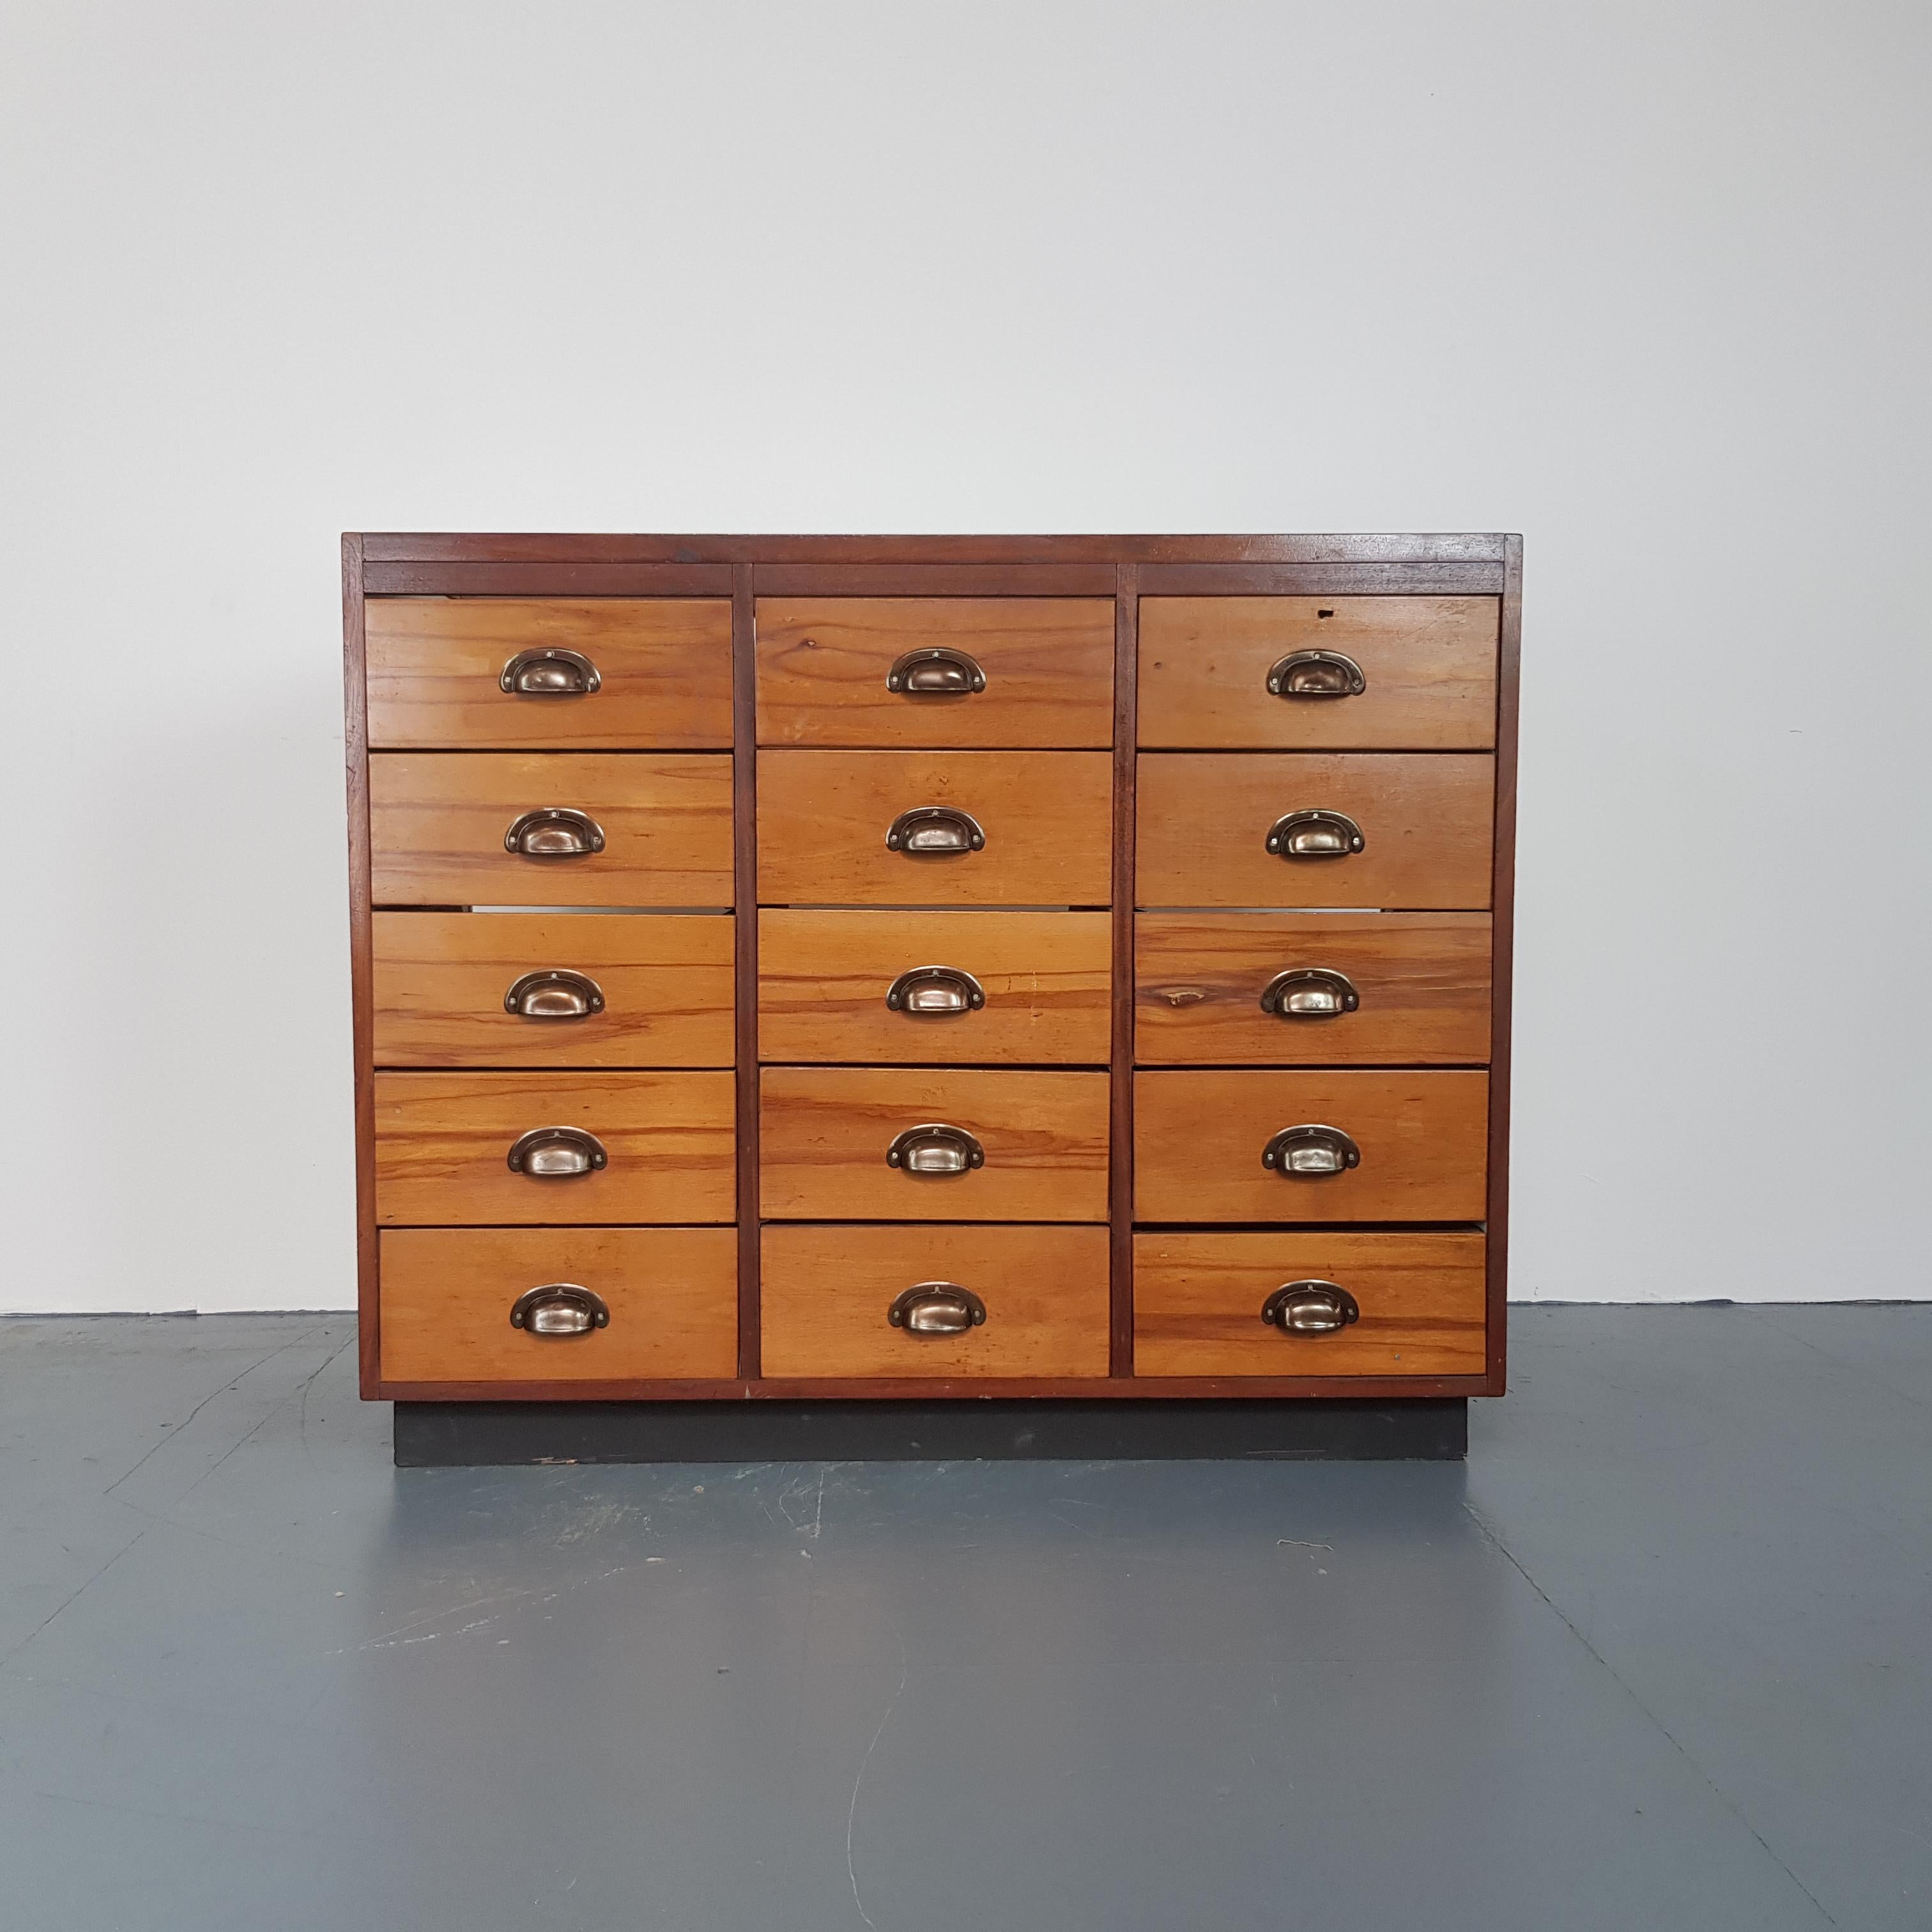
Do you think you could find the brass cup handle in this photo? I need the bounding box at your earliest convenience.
[504,808,606,857]
[886,646,987,695]
[509,1283,611,1336]
[1267,649,1366,698]
[500,647,602,696]
[887,1282,988,1335]
[1261,1281,1361,1333]
[1259,968,1360,1019]
[503,969,606,1020]
[505,1126,608,1177]
[1265,809,1365,859]
[1262,1124,1361,1176]
[885,1123,986,1175]
[886,965,986,1015]
[885,806,986,855]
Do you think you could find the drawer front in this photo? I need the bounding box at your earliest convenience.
[1137,753,1493,908]
[755,598,1114,747]
[760,1068,1110,1221]
[379,1227,738,1383]
[372,912,734,1069]
[374,1071,735,1225]
[366,599,733,749]
[761,1224,1110,1379]
[1135,913,1491,1066]
[1133,1231,1487,1377]
[370,752,734,907]
[757,751,1113,907]
[1135,1068,1488,1222]
[759,910,1112,1064]
[1139,597,1497,750]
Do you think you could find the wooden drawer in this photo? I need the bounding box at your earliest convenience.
[378,1227,737,1384]
[761,1224,1110,1379]
[759,910,1112,1064]
[1133,1231,1487,1377]
[757,751,1112,907]
[755,598,1114,747]
[1134,1068,1488,1222]
[760,1068,1109,1221]
[365,599,733,749]
[1136,753,1493,908]
[1135,913,1491,1066]
[1139,597,1497,750]
[373,1070,735,1225]
[369,752,733,907]
[372,912,734,1069]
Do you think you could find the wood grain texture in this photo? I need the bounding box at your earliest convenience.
[732,566,762,1377]
[369,751,733,907]
[343,537,379,1397]
[1133,1231,1487,1377]
[1110,565,1139,1374]
[755,598,1115,747]
[760,1223,1110,1379]
[1134,1068,1489,1223]
[365,598,732,749]
[758,1068,1109,1222]
[1134,912,1491,1066]
[374,1070,735,1225]
[756,750,1113,907]
[1487,535,1523,1392]
[379,1227,737,1383]
[371,912,734,1068]
[758,910,1112,1064]
[1136,753,1494,909]
[1138,597,1498,749]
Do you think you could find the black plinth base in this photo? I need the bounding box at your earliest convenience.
[393,1397,1467,1466]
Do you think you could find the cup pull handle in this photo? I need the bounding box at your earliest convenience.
[1265,809,1365,859]
[500,648,602,696]
[885,806,986,855]
[503,969,606,1020]
[885,965,986,1015]
[504,808,606,857]
[885,1123,986,1175]
[1261,1124,1361,1176]
[1266,650,1366,698]
[505,1126,609,1177]
[1261,1280,1361,1333]
[887,1282,988,1335]
[886,646,987,695]
[1259,968,1360,1018]
[509,1283,611,1335]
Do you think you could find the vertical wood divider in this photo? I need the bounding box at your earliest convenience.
[342,534,380,1397]
[1108,562,1140,1375]
[732,566,762,1379]
[1485,534,1523,1392]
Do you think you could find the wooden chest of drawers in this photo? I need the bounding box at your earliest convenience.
[344,535,1519,1432]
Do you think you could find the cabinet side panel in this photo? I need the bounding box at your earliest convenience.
[1486,538,1522,1393]
[1110,565,1137,1375]
[733,566,761,1377]
[344,536,379,1394]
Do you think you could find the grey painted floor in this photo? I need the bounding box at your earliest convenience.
[1,1309,1927,1931]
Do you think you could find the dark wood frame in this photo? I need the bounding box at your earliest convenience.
[344,533,1519,1402]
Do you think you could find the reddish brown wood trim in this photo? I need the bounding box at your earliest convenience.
[1135,561,1505,596]
[361,561,737,597]
[732,567,762,1379]
[1109,567,1138,1375]
[1484,535,1523,1395]
[376,1373,1493,1402]
[342,535,379,1397]
[751,563,1116,597]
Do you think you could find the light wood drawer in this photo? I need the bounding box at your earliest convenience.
[1135,1068,1488,1222]
[760,1068,1109,1221]
[759,910,1111,1064]
[378,1227,737,1383]
[761,1224,1110,1379]
[372,912,734,1069]
[366,599,733,749]
[1136,753,1492,909]
[370,752,733,907]
[755,598,1114,747]
[1139,597,1497,750]
[374,1071,735,1225]
[757,751,1113,907]
[1133,1231,1486,1377]
[1135,913,1491,1066]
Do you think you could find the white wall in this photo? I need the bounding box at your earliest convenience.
[3,1,1928,1312]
